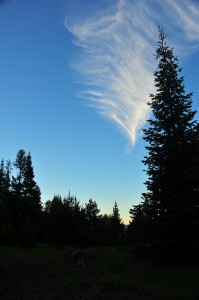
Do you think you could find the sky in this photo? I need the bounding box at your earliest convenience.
[0,0,199,224]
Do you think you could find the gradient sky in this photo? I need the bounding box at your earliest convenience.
[0,0,199,223]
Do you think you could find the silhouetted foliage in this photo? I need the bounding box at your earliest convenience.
[127,204,150,247]
[40,194,125,247]
[11,150,41,247]
[109,201,125,245]
[130,28,199,261]
[0,159,16,245]
[0,150,41,247]
[0,150,126,248]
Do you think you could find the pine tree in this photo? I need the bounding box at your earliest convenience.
[112,202,121,222]
[23,152,41,228]
[11,150,28,231]
[47,195,65,247]
[110,202,124,245]
[0,159,16,245]
[0,159,7,207]
[85,198,101,226]
[139,28,199,257]
[112,202,122,230]
[62,192,84,245]
[85,199,101,245]
[11,150,41,245]
[0,159,12,226]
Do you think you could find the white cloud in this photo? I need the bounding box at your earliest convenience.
[65,0,199,148]
[166,0,199,41]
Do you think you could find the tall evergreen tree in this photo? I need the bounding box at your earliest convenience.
[63,192,86,245]
[112,202,120,221]
[0,159,16,245]
[0,159,7,207]
[47,195,65,247]
[23,152,41,228]
[11,150,41,246]
[0,160,12,224]
[85,198,101,245]
[85,198,100,227]
[11,149,28,231]
[110,202,124,245]
[0,159,11,204]
[112,202,122,230]
[137,28,199,258]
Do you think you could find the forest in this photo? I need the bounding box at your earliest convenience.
[0,148,125,248]
[0,29,199,260]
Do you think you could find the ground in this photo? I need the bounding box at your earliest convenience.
[0,246,199,299]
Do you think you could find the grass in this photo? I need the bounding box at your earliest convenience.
[0,245,199,299]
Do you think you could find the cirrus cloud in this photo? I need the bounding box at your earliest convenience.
[65,0,199,149]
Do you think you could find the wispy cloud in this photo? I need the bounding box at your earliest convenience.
[166,0,199,42]
[65,0,199,149]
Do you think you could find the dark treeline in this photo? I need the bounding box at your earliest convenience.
[0,150,124,247]
[42,195,124,247]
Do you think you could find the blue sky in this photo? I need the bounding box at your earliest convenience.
[0,0,199,223]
